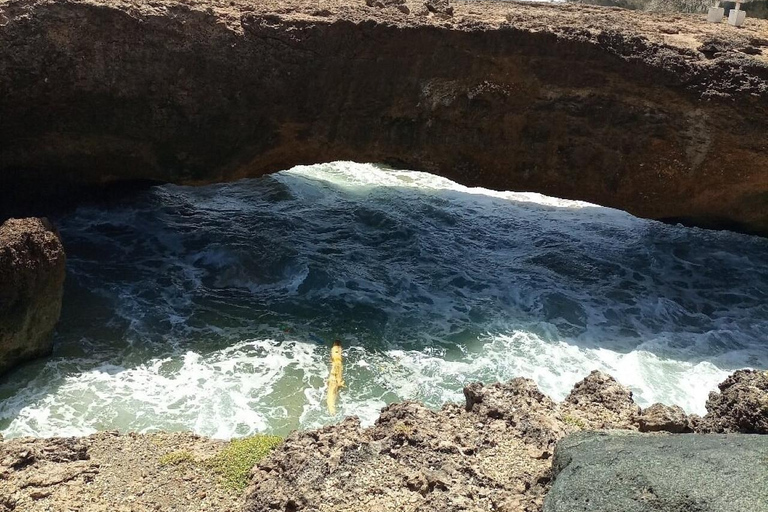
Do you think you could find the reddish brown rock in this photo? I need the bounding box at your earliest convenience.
[464,378,565,449]
[563,370,641,428]
[636,403,692,433]
[0,218,66,376]
[697,369,768,434]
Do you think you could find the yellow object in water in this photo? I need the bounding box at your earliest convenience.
[326,340,345,415]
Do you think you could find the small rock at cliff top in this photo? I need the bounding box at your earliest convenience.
[425,0,453,15]
[636,403,692,433]
[698,369,768,434]
[563,370,640,428]
[0,218,66,376]
[364,0,452,16]
[544,431,768,512]
[464,378,566,448]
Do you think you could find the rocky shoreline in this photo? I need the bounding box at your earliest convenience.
[1,0,767,509]
[2,369,766,511]
[1,0,767,234]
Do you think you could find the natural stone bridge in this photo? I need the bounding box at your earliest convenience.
[1,0,767,235]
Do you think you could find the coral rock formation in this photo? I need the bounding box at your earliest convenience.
[636,403,692,433]
[246,372,639,512]
[698,369,768,433]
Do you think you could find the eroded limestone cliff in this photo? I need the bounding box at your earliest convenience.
[1,0,767,234]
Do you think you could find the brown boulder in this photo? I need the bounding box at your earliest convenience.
[465,378,565,448]
[636,403,691,433]
[0,218,66,376]
[563,370,640,429]
[425,0,453,15]
[697,369,768,433]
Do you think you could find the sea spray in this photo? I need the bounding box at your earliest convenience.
[1,162,766,438]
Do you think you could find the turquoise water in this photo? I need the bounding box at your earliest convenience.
[1,162,767,439]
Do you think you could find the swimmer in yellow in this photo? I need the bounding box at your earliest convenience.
[326,340,345,415]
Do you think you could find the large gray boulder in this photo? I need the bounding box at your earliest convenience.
[545,431,768,512]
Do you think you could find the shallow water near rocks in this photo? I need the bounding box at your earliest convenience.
[1,162,767,439]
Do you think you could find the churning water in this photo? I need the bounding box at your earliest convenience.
[1,162,767,439]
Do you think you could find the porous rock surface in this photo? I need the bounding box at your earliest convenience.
[0,218,66,377]
[246,369,768,511]
[562,369,641,428]
[245,372,641,512]
[636,403,692,433]
[1,370,765,511]
[1,0,767,234]
[698,369,768,433]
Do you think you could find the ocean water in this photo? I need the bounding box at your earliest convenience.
[1,162,767,439]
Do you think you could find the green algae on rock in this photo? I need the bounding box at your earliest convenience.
[208,435,284,490]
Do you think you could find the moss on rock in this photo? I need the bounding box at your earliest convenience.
[207,435,283,490]
[158,450,196,466]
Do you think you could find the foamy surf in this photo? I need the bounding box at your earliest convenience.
[1,162,766,439]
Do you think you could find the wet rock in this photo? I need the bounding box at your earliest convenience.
[545,431,768,512]
[0,218,66,376]
[697,369,768,434]
[563,371,640,429]
[636,403,692,433]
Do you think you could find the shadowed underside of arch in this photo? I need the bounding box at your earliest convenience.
[0,0,767,235]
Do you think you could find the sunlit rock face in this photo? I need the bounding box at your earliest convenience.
[0,0,767,235]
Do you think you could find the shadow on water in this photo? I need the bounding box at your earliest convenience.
[1,162,767,436]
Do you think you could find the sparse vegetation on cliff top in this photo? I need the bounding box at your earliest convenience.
[208,435,283,490]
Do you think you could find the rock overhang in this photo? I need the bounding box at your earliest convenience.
[0,0,767,235]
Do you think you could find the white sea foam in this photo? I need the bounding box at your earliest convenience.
[1,162,766,439]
